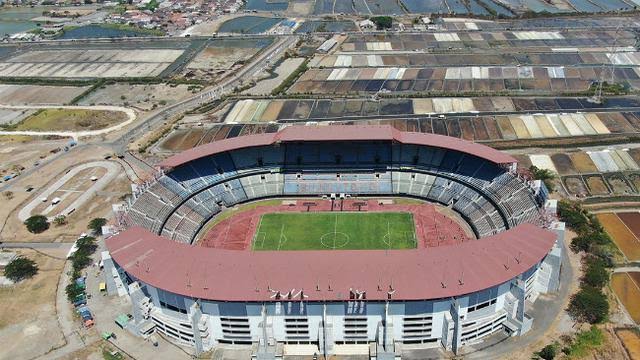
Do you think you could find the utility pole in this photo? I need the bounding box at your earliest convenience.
[589,23,623,104]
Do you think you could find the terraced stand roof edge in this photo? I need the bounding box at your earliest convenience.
[160,125,517,168]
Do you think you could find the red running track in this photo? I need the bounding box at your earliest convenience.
[198,199,472,250]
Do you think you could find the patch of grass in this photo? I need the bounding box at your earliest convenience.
[253,212,416,251]
[2,108,127,132]
[562,326,605,358]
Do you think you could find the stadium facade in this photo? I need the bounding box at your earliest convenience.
[104,125,564,358]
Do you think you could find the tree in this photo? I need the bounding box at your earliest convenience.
[88,218,107,235]
[3,191,13,200]
[558,200,590,234]
[4,256,38,282]
[582,257,609,288]
[529,165,556,192]
[53,215,67,227]
[24,215,49,234]
[568,286,609,324]
[537,342,558,360]
[65,282,84,302]
[370,16,393,30]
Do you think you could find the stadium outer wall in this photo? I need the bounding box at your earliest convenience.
[103,126,565,358]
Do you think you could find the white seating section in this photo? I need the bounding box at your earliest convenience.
[126,142,541,243]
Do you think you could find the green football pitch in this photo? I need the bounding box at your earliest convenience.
[252,212,417,251]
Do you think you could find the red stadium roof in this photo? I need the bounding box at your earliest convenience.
[106,224,556,302]
[160,125,517,168]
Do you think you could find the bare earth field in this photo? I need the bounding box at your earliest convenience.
[0,109,33,126]
[187,46,260,71]
[585,175,610,196]
[617,328,640,360]
[0,249,65,359]
[243,57,305,96]
[597,213,640,261]
[0,138,68,178]
[618,212,640,238]
[0,84,89,105]
[79,83,196,111]
[14,108,128,132]
[0,49,184,78]
[612,272,640,324]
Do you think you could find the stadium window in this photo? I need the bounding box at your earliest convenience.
[411,174,416,179]
[260,175,266,181]
[375,173,380,179]
[296,173,301,179]
[336,173,341,178]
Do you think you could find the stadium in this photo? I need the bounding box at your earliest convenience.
[104,125,565,358]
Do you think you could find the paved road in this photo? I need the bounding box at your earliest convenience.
[18,161,120,221]
[0,242,73,249]
[46,259,89,360]
[0,105,136,139]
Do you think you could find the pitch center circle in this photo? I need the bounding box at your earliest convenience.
[320,232,350,249]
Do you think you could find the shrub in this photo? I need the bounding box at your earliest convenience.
[88,218,107,235]
[24,215,49,234]
[53,215,67,226]
[4,256,38,282]
[561,326,604,357]
[567,286,609,324]
[537,342,558,360]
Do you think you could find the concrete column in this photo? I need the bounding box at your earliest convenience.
[321,304,334,355]
[102,255,117,296]
[450,299,462,355]
[384,302,394,353]
[514,278,526,324]
[128,282,144,335]
[190,302,204,356]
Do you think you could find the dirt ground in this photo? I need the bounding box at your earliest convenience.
[586,175,610,196]
[0,138,68,178]
[617,328,640,360]
[612,272,640,324]
[79,83,198,112]
[0,84,89,105]
[244,57,306,96]
[0,145,131,243]
[597,213,640,261]
[0,249,66,359]
[187,46,260,71]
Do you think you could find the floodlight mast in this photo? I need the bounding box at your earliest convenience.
[589,23,623,104]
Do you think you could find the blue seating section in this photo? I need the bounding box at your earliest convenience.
[126,141,541,243]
